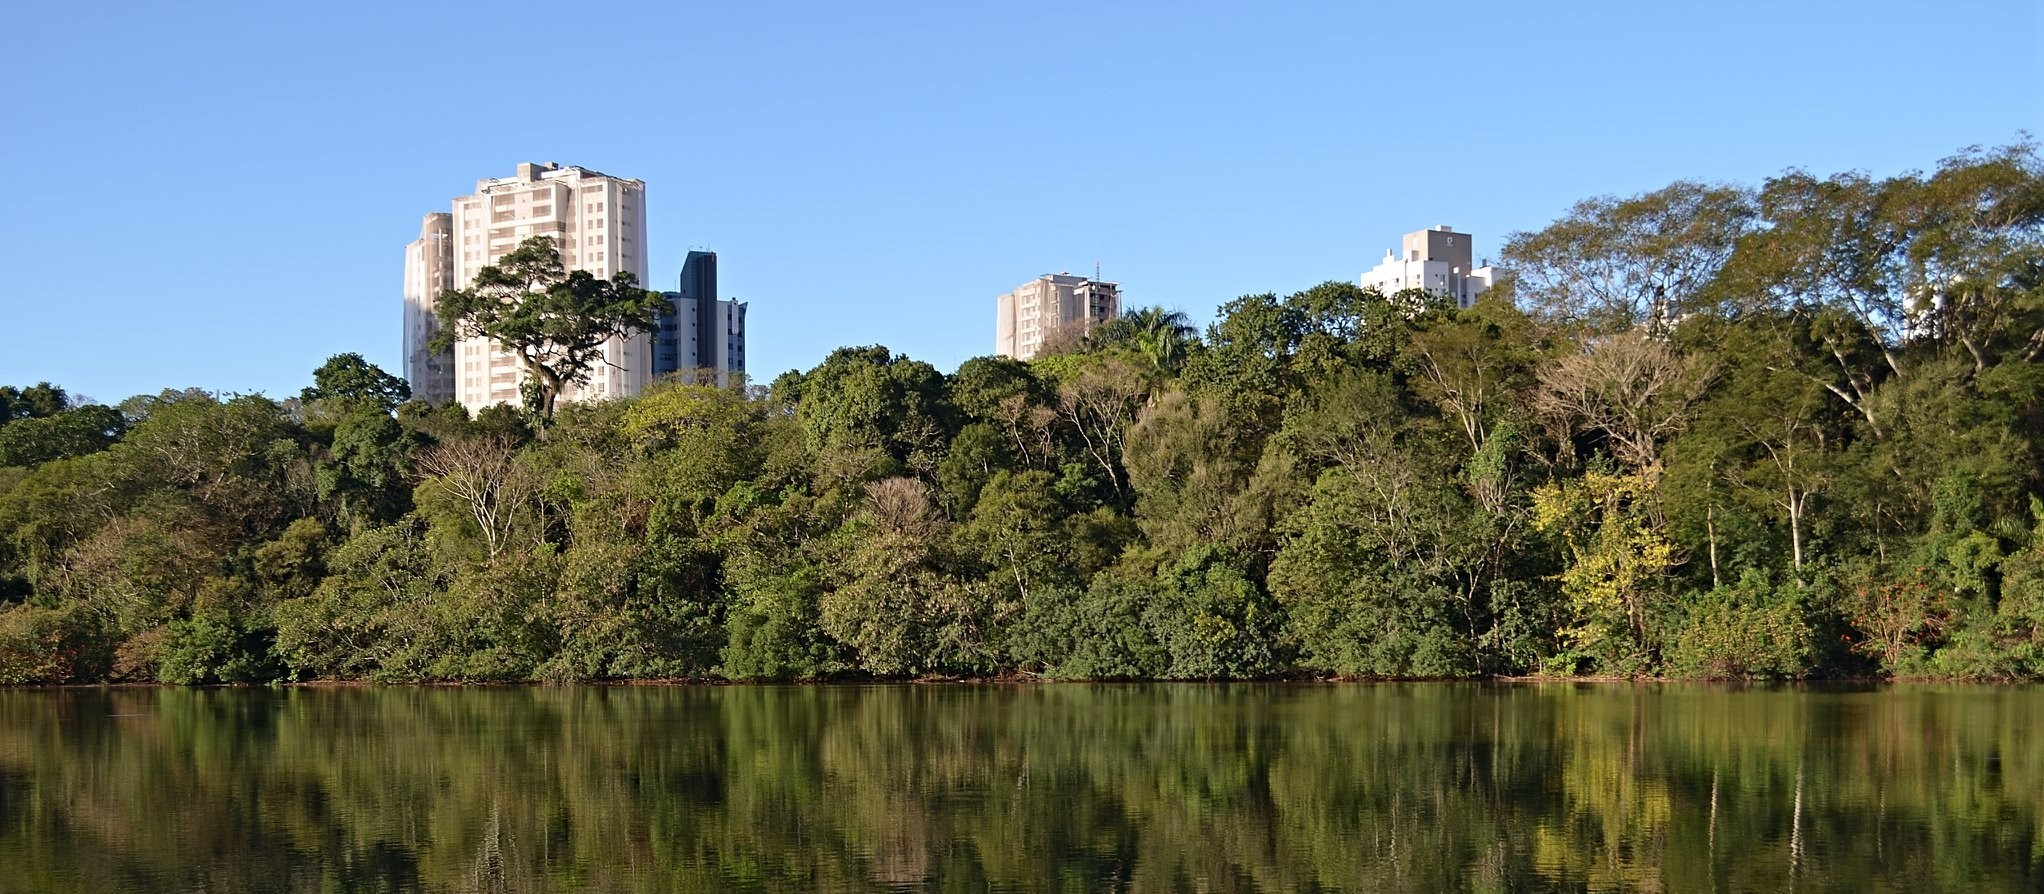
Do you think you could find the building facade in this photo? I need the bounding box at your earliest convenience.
[995,273,1121,360]
[403,162,653,413]
[654,250,748,385]
[1359,225,1499,309]
[401,212,455,406]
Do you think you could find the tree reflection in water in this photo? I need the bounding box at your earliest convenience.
[0,684,2037,893]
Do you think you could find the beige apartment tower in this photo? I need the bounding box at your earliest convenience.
[995,273,1121,360]
[405,162,652,413]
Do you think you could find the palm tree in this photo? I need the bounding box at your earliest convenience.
[1095,306,1198,372]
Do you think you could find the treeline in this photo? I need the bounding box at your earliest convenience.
[3,141,2042,684]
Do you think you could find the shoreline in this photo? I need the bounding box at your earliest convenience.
[6,674,2033,690]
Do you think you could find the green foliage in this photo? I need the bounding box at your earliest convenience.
[778,346,953,478]
[431,236,667,418]
[0,604,111,684]
[273,519,447,680]
[156,611,282,684]
[1662,571,1815,678]
[1504,180,1756,332]
[0,404,126,468]
[1533,470,1676,675]
[1142,547,1281,679]
[428,554,561,682]
[1042,567,1168,679]
[1086,306,1199,372]
[1270,466,1480,678]
[720,566,843,680]
[319,410,418,527]
[0,383,70,424]
[300,353,410,411]
[4,141,2043,685]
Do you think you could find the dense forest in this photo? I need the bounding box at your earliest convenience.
[2,142,2041,684]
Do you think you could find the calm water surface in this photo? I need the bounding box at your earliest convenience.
[0,683,2038,893]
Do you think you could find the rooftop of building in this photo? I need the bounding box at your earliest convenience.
[475,161,645,193]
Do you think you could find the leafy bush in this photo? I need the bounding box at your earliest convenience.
[720,568,844,681]
[1662,571,1814,679]
[157,612,283,684]
[0,604,113,684]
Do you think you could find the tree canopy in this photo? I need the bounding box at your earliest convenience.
[431,236,668,420]
[3,139,2043,684]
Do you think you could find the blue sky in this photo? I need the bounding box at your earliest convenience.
[3,1,2039,403]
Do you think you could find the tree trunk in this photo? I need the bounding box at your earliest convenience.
[1706,505,1721,589]
[1788,493,1805,579]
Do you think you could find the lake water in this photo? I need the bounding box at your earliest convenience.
[0,684,2037,893]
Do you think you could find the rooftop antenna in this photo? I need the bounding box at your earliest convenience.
[1094,260,1101,282]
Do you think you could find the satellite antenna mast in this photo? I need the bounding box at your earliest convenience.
[1094,260,1100,282]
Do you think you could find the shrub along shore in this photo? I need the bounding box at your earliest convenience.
[5,142,2044,684]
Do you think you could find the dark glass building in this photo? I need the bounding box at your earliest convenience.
[655,250,747,383]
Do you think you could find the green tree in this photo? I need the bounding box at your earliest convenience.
[0,404,126,468]
[0,383,70,423]
[1504,181,1756,333]
[1089,306,1200,372]
[1143,546,1281,679]
[1662,570,1815,679]
[774,346,954,481]
[818,477,1000,676]
[952,469,1067,602]
[1269,463,1480,677]
[1532,469,1678,674]
[1123,389,1264,555]
[300,353,411,411]
[1401,301,1543,457]
[431,236,667,420]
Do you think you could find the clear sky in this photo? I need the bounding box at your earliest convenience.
[3,1,2039,403]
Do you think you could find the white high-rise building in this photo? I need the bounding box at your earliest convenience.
[1360,225,1499,309]
[402,212,455,406]
[404,162,652,413]
[995,273,1121,360]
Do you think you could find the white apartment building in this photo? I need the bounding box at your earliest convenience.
[402,212,455,406]
[404,162,653,413]
[995,273,1121,360]
[1360,225,1499,309]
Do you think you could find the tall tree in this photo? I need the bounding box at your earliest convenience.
[1713,142,2043,430]
[301,353,411,411]
[0,383,69,424]
[1534,331,1715,477]
[431,237,667,420]
[1401,301,1544,455]
[1090,306,1199,373]
[1504,181,1756,334]
[1884,142,2044,372]
[416,434,541,560]
[0,405,126,468]
[774,346,954,481]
